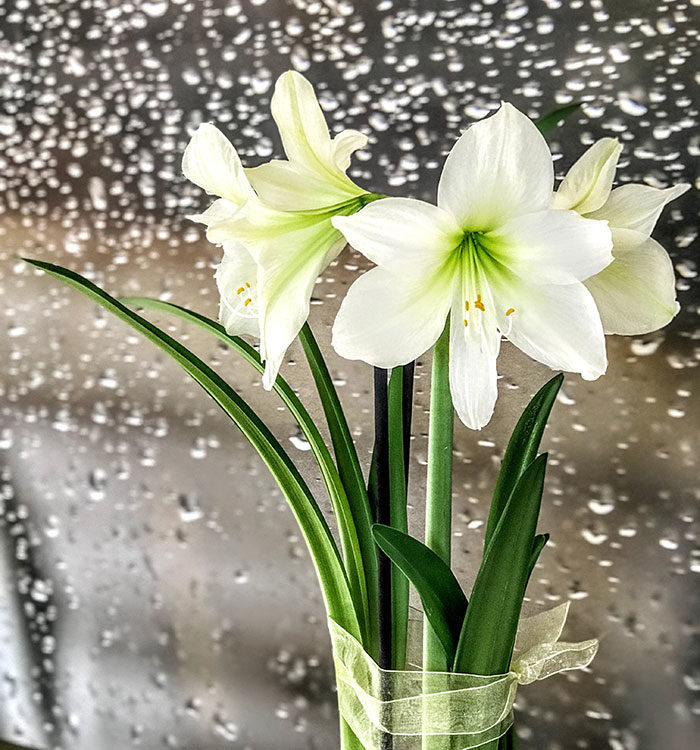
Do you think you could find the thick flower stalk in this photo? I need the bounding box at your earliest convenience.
[553,137,690,335]
[332,103,614,429]
[182,70,378,388]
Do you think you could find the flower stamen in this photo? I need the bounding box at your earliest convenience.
[505,308,515,316]
[226,280,258,318]
[474,294,485,312]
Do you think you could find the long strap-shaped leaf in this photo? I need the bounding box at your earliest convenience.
[483,374,562,550]
[298,324,379,659]
[373,524,467,668]
[25,259,361,641]
[453,454,548,675]
[120,297,370,647]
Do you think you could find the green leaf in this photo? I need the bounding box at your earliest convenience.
[535,102,582,134]
[297,324,379,658]
[25,259,361,641]
[372,524,468,666]
[0,741,41,750]
[484,374,562,551]
[453,454,548,674]
[120,297,371,647]
[528,533,549,582]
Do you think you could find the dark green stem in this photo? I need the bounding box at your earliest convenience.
[388,367,408,670]
[374,367,392,671]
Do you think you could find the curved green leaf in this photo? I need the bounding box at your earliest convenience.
[24,259,361,640]
[120,297,370,646]
[298,324,379,658]
[484,374,562,551]
[454,454,548,674]
[535,102,583,134]
[528,533,549,582]
[373,524,467,667]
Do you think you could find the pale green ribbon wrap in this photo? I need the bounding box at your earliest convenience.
[329,602,598,749]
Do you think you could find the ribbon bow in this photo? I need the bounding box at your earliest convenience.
[329,602,598,749]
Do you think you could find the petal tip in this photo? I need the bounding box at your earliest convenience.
[581,360,607,381]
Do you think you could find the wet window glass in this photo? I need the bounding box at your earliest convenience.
[0,1,697,748]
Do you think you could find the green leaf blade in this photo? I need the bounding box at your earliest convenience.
[484,374,562,550]
[120,297,372,648]
[528,533,549,583]
[299,324,379,658]
[25,260,361,641]
[535,102,583,134]
[373,524,467,667]
[453,454,548,675]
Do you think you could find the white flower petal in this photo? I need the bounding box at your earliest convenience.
[449,296,501,431]
[331,129,369,172]
[585,228,679,335]
[203,198,307,247]
[487,210,613,284]
[182,124,254,203]
[494,275,607,380]
[332,266,452,368]
[188,198,242,227]
[437,102,554,231]
[271,71,362,195]
[552,138,622,214]
[586,183,690,236]
[256,218,346,389]
[246,160,357,211]
[216,243,260,338]
[272,71,332,166]
[332,198,461,277]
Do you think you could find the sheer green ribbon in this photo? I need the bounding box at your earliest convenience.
[330,602,598,749]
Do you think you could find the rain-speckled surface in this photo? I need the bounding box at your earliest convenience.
[0,1,698,748]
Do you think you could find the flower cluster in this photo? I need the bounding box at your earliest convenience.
[183,71,688,429]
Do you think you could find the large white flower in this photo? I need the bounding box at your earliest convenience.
[331,103,614,430]
[554,137,690,335]
[182,70,374,388]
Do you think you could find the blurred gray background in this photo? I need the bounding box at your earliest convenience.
[0,0,698,748]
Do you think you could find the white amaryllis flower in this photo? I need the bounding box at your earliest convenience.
[332,103,614,430]
[554,137,690,335]
[182,70,375,388]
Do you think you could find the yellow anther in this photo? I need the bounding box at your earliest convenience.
[474,294,485,312]
[505,308,515,316]
[464,301,469,311]
[244,298,252,307]
[245,282,250,288]
[463,319,468,327]
[237,286,245,295]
